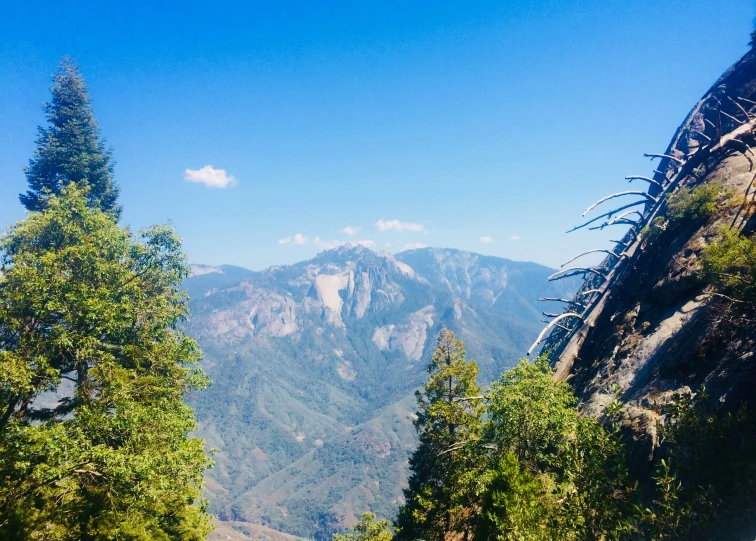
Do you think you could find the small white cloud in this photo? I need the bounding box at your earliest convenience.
[342,226,360,235]
[376,219,426,233]
[293,233,308,245]
[183,165,237,188]
[510,235,522,241]
[278,236,292,244]
[403,242,428,250]
[355,239,376,247]
[480,236,494,244]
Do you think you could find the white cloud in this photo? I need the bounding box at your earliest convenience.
[510,235,522,241]
[342,226,360,235]
[404,242,428,250]
[376,219,426,233]
[480,236,494,244]
[183,165,237,188]
[355,239,376,247]
[278,236,292,244]
[293,233,308,245]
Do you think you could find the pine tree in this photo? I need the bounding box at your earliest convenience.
[19,57,121,219]
[395,328,484,541]
[0,186,211,539]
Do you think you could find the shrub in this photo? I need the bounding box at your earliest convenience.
[703,227,756,303]
[666,181,727,223]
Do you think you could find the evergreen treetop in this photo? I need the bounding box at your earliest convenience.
[395,328,484,541]
[20,57,121,219]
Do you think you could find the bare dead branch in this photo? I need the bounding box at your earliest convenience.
[704,118,717,129]
[560,249,621,268]
[691,129,712,142]
[644,153,684,165]
[625,175,663,188]
[607,210,643,225]
[721,110,746,125]
[453,395,488,402]
[527,312,584,356]
[583,191,657,217]
[548,267,606,282]
[727,95,752,120]
[538,297,574,303]
[575,288,602,298]
[567,201,646,233]
[589,218,638,231]
[737,96,756,106]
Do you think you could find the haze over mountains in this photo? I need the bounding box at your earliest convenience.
[183,245,576,539]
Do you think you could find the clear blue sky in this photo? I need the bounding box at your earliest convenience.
[1,1,753,270]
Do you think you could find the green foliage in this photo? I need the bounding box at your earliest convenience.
[666,181,726,224]
[475,453,558,541]
[642,182,729,247]
[333,513,393,541]
[395,328,484,541]
[0,186,212,539]
[477,358,633,540]
[639,394,756,540]
[20,58,121,219]
[703,227,756,303]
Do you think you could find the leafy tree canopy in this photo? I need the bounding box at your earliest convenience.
[0,185,211,540]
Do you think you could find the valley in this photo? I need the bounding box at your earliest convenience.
[184,245,576,538]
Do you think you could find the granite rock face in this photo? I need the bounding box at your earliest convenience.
[547,46,756,475]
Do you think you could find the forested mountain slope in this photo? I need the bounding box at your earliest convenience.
[184,246,576,538]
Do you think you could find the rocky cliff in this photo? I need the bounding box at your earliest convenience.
[544,45,756,475]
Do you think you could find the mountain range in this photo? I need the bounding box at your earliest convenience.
[183,245,577,539]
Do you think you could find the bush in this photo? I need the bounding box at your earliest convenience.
[476,358,635,540]
[703,227,756,303]
[666,181,727,223]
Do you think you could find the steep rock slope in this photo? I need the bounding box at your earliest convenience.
[185,246,576,537]
[545,47,756,470]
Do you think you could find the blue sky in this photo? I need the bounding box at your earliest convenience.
[0,1,753,270]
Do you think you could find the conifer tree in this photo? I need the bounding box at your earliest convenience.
[20,58,121,219]
[0,186,211,539]
[395,328,483,541]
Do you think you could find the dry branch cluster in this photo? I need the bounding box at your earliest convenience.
[529,92,756,356]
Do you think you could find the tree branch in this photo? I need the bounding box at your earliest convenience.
[644,153,684,165]
[548,267,606,281]
[625,175,663,188]
[561,249,621,268]
[527,313,584,356]
[721,109,746,125]
[583,191,657,217]
[567,201,646,233]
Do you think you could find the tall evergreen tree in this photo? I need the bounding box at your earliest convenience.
[20,58,121,219]
[395,329,483,541]
[0,186,211,539]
